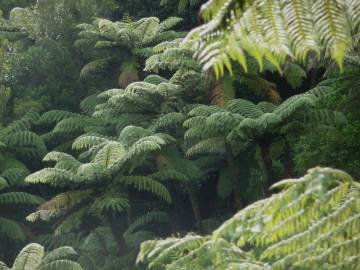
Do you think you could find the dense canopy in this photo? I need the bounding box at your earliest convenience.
[0,0,359,269]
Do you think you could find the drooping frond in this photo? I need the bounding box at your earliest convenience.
[12,243,44,270]
[38,259,83,270]
[2,131,47,156]
[41,247,78,264]
[25,168,81,187]
[38,111,81,126]
[0,192,43,205]
[27,190,92,222]
[3,243,83,270]
[80,58,113,79]
[80,95,99,115]
[0,261,9,270]
[1,168,29,186]
[94,142,126,169]
[186,0,359,76]
[0,217,26,241]
[124,211,169,236]
[90,193,129,214]
[138,167,360,269]
[119,176,172,203]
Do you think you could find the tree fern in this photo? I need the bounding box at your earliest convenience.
[12,243,44,270]
[0,115,44,242]
[185,88,345,192]
[0,217,26,241]
[0,243,83,270]
[138,167,360,270]
[186,0,360,76]
[76,15,184,87]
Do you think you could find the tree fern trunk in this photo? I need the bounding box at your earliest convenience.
[106,212,127,255]
[282,138,294,178]
[185,182,202,232]
[259,142,274,195]
[225,143,244,210]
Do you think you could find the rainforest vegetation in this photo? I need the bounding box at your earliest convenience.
[0,0,360,269]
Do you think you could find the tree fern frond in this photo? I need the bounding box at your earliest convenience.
[153,112,186,130]
[159,17,183,32]
[3,131,46,155]
[0,217,25,241]
[125,211,169,236]
[80,58,113,79]
[12,243,44,270]
[186,137,225,157]
[1,168,29,186]
[138,167,360,269]
[144,75,169,85]
[120,176,171,203]
[94,142,126,169]
[27,190,92,222]
[54,208,87,236]
[41,247,78,264]
[80,95,99,115]
[0,261,9,270]
[25,168,81,187]
[90,194,129,214]
[38,111,81,126]
[0,192,43,205]
[186,0,359,74]
[0,177,8,191]
[38,259,83,270]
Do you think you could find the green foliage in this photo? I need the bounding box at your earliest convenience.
[25,125,176,242]
[186,0,360,76]
[0,243,83,270]
[0,113,45,242]
[1,1,359,268]
[138,167,360,269]
[76,16,185,87]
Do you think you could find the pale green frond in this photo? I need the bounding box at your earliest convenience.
[12,243,44,270]
[135,17,160,45]
[25,168,80,187]
[0,261,9,270]
[27,190,92,222]
[72,134,110,151]
[139,167,360,269]
[41,247,78,264]
[94,141,126,168]
[38,260,83,270]
[159,17,183,32]
[186,0,358,74]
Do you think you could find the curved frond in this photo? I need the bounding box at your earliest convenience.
[12,243,44,270]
